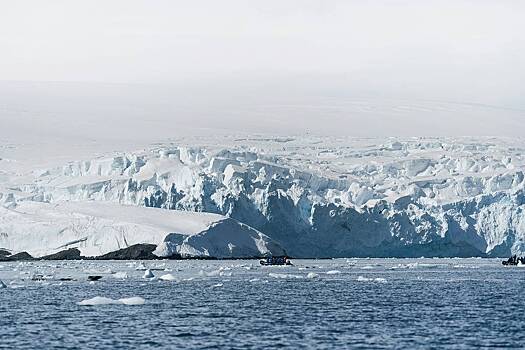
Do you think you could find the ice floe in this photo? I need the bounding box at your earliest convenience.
[77,296,145,306]
[143,269,154,278]
[112,272,128,279]
[357,276,387,283]
[268,273,303,279]
[159,273,177,281]
[135,262,147,271]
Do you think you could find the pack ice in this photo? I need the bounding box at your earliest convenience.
[1,135,525,257]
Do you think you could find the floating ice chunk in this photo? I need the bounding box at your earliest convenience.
[326,270,341,275]
[119,297,146,305]
[357,276,387,283]
[249,278,260,283]
[0,279,6,288]
[159,273,177,281]
[306,272,319,279]
[135,262,147,271]
[268,273,303,279]
[211,283,223,288]
[78,296,145,306]
[84,268,113,274]
[201,269,221,277]
[112,272,128,279]
[143,269,154,278]
[78,297,117,305]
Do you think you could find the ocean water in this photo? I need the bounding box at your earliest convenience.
[1,258,524,349]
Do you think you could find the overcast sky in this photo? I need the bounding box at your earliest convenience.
[1,1,524,139]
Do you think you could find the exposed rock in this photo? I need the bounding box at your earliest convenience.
[0,249,11,257]
[0,251,35,261]
[96,244,163,260]
[41,248,82,260]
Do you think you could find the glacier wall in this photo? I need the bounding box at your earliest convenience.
[3,136,525,257]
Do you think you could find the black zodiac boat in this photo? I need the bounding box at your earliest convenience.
[502,255,525,266]
[260,256,292,266]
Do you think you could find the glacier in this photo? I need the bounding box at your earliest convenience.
[1,135,525,258]
[0,201,284,258]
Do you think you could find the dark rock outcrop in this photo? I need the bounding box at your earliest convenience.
[96,244,161,260]
[42,248,82,260]
[0,249,11,257]
[0,245,222,261]
[0,251,35,261]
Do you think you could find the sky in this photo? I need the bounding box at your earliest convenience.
[0,0,524,140]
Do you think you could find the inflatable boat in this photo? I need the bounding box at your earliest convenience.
[260,256,293,266]
[502,255,525,266]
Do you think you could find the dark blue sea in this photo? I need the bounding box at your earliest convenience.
[1,258,524,349]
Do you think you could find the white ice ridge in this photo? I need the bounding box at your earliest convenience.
[2,135,525,257]
[0,201,284,258]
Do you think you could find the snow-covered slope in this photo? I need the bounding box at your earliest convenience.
[2,135,525,257]
[0,201,284,258]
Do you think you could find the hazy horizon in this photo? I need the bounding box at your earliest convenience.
[1,1,524,140]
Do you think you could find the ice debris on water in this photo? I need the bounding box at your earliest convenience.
[306,272,319,279]
[268,273,303,279]
[159,273,177,281]
[357,276,387,283]
[112,272,128,279]
[77,296,145,306]
[135,262,147,271]
[326,270,341,275]
[143,269,154,279]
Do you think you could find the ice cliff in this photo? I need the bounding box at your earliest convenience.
[2,135,525,257]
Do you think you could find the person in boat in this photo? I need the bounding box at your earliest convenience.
[503,255,521,265]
